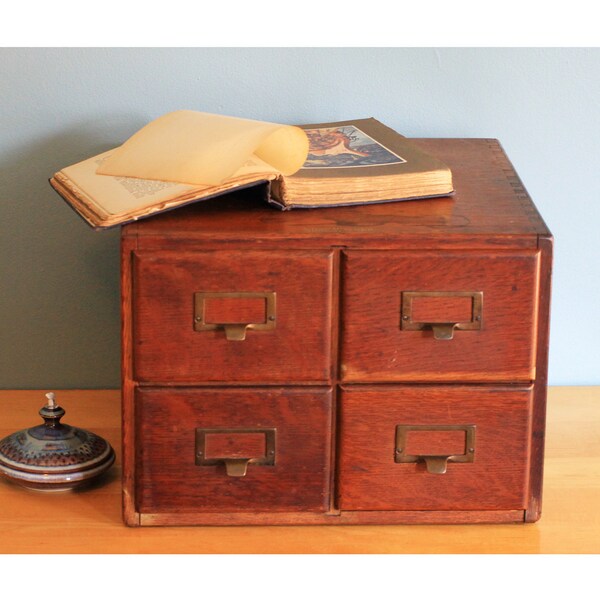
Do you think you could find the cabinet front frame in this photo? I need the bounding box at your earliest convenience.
[121,234,551,526]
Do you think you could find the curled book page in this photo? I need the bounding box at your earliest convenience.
[97,110,309,186]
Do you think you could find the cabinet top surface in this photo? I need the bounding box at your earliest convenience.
[122,139,551,245]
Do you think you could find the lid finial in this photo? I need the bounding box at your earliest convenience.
[45,392,56,409]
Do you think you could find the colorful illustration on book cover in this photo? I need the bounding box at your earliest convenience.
[302,125,406,169]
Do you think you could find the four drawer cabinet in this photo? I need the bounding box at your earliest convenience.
[121,139,552,525]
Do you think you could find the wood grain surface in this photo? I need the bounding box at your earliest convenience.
[122,139,551,248]
[120,138,551,527]
[526,235,553,521]
[341,250,540,382]
[338,385,533,511]
[132,250,333,384]
[135,387,332,513]
[0,387,597,553]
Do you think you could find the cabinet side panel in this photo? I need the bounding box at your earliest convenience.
[121,233,139,526]
[526,235,553,522]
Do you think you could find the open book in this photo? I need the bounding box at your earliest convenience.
[50,112,453,228]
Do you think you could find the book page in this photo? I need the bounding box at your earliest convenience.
[60,151,279,217]
[97,110,308,186]
[61,151,204,215]
[231,155,279,177]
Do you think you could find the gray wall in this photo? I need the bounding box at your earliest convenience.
[1,48,599,388]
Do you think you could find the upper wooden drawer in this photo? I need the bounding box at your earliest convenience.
[132,250,333,383]
[341,250,540,382]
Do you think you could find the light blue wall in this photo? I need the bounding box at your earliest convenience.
[1,48,598,387]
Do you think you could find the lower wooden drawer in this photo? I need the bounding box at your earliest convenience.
[135,387,333,513]
[338,385,533,511]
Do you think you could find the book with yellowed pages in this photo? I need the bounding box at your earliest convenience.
[50,111,454,229]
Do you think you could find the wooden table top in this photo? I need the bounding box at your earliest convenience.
[0,387,597,554]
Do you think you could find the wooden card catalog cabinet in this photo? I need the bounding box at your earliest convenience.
[121,139,552,526]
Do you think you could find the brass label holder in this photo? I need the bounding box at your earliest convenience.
[195,427,276,477]
[401,291,483,340]
[395,424,476,474]
[193,291,276,341]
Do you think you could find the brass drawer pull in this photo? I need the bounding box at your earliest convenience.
[195,427,276,477]
[193,292,276,341]
[401,291,483,340]
[395,424,476,474]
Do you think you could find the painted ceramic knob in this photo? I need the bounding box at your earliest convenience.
[0,392,115,491]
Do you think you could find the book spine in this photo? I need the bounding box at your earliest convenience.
[265,178,291,211]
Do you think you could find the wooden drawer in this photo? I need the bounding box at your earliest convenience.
[338,385,533,511]
[135,387,333,513]
[133,250,333,383]
[341,250,540,382]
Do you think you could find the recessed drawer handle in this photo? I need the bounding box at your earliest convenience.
[401,291,483,340]
[193,292,276,341]
[195,428,276,477]
[395,424,476,474]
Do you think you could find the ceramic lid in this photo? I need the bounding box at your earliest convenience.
[0,392,115,491]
